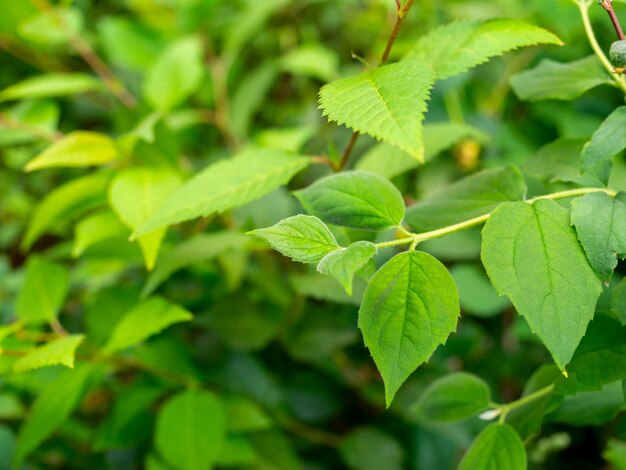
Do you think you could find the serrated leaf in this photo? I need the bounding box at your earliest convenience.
[317,241,377,295]
[0,73,102,101]
[136,149,310,235]
[13,364,103,467]
[358,251,460,406]
[406,19,562,79]
[103,297,192,353]
[412,372,491,422]
[406,166,526,232]
[12,334,85,373]
[511,56,610,101]
[571,192,626,282]
[143,36,205,111]
[155,390,225,470]
[481,200,603,370]
[319,61,435,161]
[22,172,110,249]
[248,215,339,263]
[109,167,182,270]
[582,106,626,170]
[24,131,121,171]
[15,257,68,326]
[295,171,405,231]
[458,424,526,470]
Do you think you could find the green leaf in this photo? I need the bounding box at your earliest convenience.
[72,210,127,257]
[13,364,103,467]
[155,390,226,470]
[319,61,435,161]
[511,56,610,101]
[223,396,272,433]
[317,241,377,295]
[98,17,163,70]
[24,131,121,171]
[571,192,626,282]
[458,424,526,470]
[295,171,405,231]
[143,36,205,111]
[0,73,102,101]
[581,106,626,170]
[142,231,249,296]
[12,334,85,373]
[136,149,310,235]
[248,215,339,263]
[612,278,626,325]
[604,440,626,470]
[216,436,258,466]
[451,264,510,318]
[281,44,339,82]
[412,372,491,422]
[103,297,192,353]
[340,427,404,470]
[358,251,460,406]
[406,166,526,232]
[548,381,625,426]
[0,100,59,146]
[481,200,603,370]
[109,167,182,270]
[22,172,110,249]
[15,257,68,326]
[406,19,562,79]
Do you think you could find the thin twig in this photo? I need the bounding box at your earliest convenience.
[601,0,625,40]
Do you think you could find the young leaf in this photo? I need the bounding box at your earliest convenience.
[13,364,103,466]
[571,192,626,282]
[13,334,85,373]
[319,61,435,161]
[24,131,121,171]
[109,167,182,270]
[103,297,192,353]
[143,36,205,111]
[511,56,610,102]
[406,19,562,79]
[412,372,491,422]
[294,171,405,231]
[581,106,626,170]
[481,200,603,370]
[248,215,339,264]
[0,73,102,101]
[136,149,310,235]
[406,166,526,232]
[15,257,68,326]
[358,251,460,406]
[317,241,377,295]
[155,390,226,470]
[458,424,526,470]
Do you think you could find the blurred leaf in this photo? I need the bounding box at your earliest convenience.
[458,424,526,470]
[98,17,163,69]
[73,210,127,257]
[0,425,14,469]
[340,427,404,470]
[0,74,102,102]
[13,334,84,373]
[0,100,59,146]
[548,381,625,426]
[451,264,510,317]
[216,436,258,466]
[604,439,626,470]
[223,395,272,433]
[17,8,83,47]
[281,44,339,82]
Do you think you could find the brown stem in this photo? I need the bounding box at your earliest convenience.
[29,0,138,108]
[601,0,625,40]
[336,0,416,171]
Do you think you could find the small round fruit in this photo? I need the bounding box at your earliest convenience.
[610,40,626,68]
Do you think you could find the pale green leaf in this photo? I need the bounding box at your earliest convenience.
[12,334,85,373]
[582,106,626,170]
[22,172,110,249]
[72,210,127,257]
[458,424,526,470]
[317,241,377,295]
[571,192,626,282]
[136,149,310,235]
[406,166,526,232]
[103,297,192,353]
[481,200,603,370]
[18,7,83,47]
[13,364,103,466]
[0,73,102,101]
[155,390,226,470]
[358,251,460,406]
[109,167,182,270]
[412,372,491,422]
[295,171,405,231]
[15,257,68,326]
[98,17,163,70]
[143,37,204,111]
[511,56,610,101]
[281,44,339,82]
[406,19,562,79]
[0,100,59,146]
[24,131,121,171]
[248,215,339,264]
[319,61,435,161]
